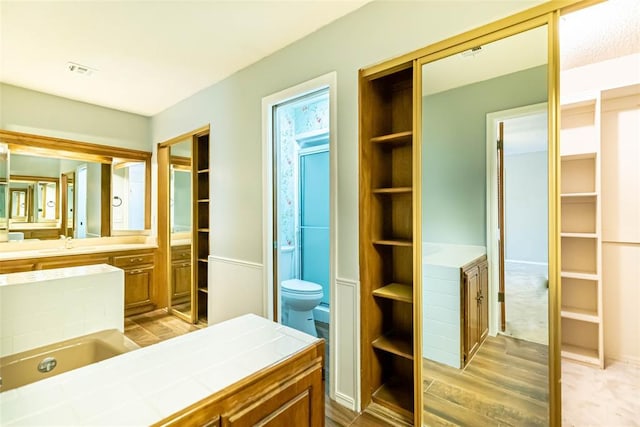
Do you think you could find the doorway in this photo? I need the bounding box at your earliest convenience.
[262,72,336,397]
[487,102,549,343]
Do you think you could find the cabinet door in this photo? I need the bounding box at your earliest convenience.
[222,366,322,427]
[464,266,480,363]
[38,255,110,270]
[479,260,489,341]
[171,261,191,301]
[124,265,154,310]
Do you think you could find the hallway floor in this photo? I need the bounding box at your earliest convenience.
[504,261,548,345]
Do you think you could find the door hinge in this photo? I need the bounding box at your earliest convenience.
[497,139,503,150]
[498,292,505,303]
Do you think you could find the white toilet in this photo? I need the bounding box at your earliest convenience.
[280,246,323,337]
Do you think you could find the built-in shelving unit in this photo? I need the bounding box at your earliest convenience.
[560,94,603,368]
[193,132,210,323]
[359,63,419,424]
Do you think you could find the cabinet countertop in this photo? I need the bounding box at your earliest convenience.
[0,238,157,262]
[423,242,486,268]
[0,314,321,426]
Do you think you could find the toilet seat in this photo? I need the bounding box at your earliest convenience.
[282,279,322,295]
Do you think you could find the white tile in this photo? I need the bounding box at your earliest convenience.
[5,403,79,426]
[69,382,138,420]
[86,398,159,426]
[147,378,211,420]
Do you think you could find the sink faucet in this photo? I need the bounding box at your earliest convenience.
[59,235,73,249]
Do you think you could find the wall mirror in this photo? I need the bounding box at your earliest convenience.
[420,23,551,426]
[0,130,151,240]
[168,138,193,320]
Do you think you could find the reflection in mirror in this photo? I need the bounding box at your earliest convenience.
[169,139,193,319]
[112,161,146,231]
[9,189,28,220]
[421,26,549,425]
[0,144,8,242]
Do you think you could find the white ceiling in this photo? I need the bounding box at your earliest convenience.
[0,0,370,116]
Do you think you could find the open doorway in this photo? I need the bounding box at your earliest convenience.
[263,72,336,397]
[487,102,548,344]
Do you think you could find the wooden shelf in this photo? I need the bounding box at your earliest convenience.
[372,283,412,303]
[198,287,208,294]
[561,192,597,200]
[372,187,412,194]
[373,239,412,247]
[198,258,209,263]
[561,344,600,366]
[198,199,210,203]
[561,270,598,281]
[372,334,413,360]
[370,131,412,145]
[561,307,599,323]
[561,232,598,239]
[561,152,596,160]
[371,379,413,418]
[198,228,210,232]
[198,168,210,174]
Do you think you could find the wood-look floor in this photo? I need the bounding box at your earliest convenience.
[423,334,549,427]
[125,310,393,426]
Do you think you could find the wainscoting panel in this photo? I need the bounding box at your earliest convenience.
[208,256,264,325]
[334,277,359,411]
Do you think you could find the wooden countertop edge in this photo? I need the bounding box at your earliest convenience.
[153,339,325,427]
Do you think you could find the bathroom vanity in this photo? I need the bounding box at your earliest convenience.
[0,314,324,426]
[0,237,158,315]
[422,243,488,368]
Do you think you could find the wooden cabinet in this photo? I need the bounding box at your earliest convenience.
[154,340,324,427]
[463,258,488,365]
[0,248,157,317]
[113,251,156,316]
[359,63,418,424]
[194,132,210,323]
[559,94,603,368]
[171,245,192,304]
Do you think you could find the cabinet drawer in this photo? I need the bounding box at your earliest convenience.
[112,252,155,268]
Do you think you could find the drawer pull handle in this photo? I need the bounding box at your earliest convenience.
[129,269,143,274]
[130,257,144,263]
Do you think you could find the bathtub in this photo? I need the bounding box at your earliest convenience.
[0,329,139,392]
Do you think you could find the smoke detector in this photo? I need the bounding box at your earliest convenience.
[67,62,96,76]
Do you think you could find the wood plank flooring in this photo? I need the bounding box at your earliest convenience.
[423,334,549,427]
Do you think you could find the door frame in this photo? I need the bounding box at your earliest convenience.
[262,71,337,399]
[486,102,547,337]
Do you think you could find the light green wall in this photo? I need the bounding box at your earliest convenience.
[151,0,544,277]
[173,170,191,231]
[422,65,547,246]
[0,84,150,151]
[505,150,548,263]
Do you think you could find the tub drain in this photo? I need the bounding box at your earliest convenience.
[38,357,57,373]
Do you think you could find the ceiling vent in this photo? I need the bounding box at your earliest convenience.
[461,46,483,58]
[67,62,96,76]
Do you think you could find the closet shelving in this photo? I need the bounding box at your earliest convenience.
[359,64,419,424]
[194,132,210,323]
[560,93,603,368]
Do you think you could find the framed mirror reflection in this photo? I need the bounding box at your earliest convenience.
[419,23,551,426]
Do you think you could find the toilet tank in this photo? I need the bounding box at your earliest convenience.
[279,246,296,281]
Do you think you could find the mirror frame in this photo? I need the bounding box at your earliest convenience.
[0,129,152,236]
[359,1,604,425]
[157,124,209,323]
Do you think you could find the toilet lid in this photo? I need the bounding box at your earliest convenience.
[282,279,322,294]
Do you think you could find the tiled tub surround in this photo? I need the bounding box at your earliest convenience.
[422,243,487,368]
[0,264,124,357]
[0,314,322,426]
